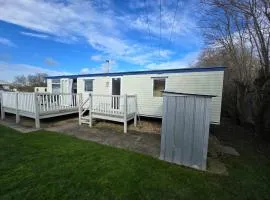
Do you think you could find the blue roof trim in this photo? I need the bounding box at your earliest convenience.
[46,66,225,79]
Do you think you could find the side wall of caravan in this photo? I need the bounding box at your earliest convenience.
[121,70,224,124]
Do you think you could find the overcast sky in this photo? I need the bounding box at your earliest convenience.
[0,0,203,81]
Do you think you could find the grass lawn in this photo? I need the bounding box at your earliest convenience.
[0,125,270,200]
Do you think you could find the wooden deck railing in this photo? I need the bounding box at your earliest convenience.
[0,92,79,128]
[90,94,137,117]
[79,94,137,133]
[36,93,79,114]
[92,95,123,116]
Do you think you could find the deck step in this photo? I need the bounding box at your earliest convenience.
[81,119,89,122]
[81,121,90,125]
[80,117,90,124]
[80,116,91,125]
[81,116,89,120]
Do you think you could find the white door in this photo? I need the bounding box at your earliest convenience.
[60,79,73,105]
[111,78,123,111]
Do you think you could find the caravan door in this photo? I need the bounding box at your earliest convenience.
[60,79,73,106]
[111,78,121,110]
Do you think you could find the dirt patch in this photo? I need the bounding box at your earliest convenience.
[130,118,161,133]
[93,117,161,134]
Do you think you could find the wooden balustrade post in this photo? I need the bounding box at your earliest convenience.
[123,94,127,133]
[15,92,20,124]
[0,92,5,120]
[34,93,40,128]
[89,93,92,127]
[78,93,82,125]
[134,95,137,127]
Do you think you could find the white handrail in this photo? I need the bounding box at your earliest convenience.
[80,97,90,108]
[37,93,79,113]
[78,94,137,133]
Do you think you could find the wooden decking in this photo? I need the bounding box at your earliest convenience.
[0,92,79,128]
[0,92,138,132]
[79,94,137,133]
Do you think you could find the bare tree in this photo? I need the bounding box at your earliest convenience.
[14,75,27,86]
[199,0,258,124]
[199,0,270,137]
[13,73,47,92]
[27,73,47,87]
[228,0,269,74]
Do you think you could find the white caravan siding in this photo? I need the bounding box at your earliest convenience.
[121,75,163,117]
[121,71,224,124]
[167,71,224,124]
[77,76,111,101]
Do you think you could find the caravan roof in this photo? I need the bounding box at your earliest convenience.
[46,66,225,79]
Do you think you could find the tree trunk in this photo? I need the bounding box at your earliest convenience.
[236,83,254,126]
[254,77,270,140]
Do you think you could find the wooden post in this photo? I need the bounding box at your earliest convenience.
[34,93,40,128]
[134,95,137,127]
[0,92,5,120]
[78,93,82,125]
[89,93,92,127]
[15,92,20,124]
[123,94,127,133]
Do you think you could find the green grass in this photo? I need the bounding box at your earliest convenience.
[0,125,270,200]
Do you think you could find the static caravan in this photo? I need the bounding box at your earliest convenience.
[46,66,224,124]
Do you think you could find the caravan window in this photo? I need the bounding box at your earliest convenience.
[52,79,60,93]
[84,79,93,92]
[52,79,60,84]
[52,84,60,93]
[153,79,166,97]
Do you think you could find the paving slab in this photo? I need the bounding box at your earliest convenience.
[219,145,240,156]
[0,120,39,133]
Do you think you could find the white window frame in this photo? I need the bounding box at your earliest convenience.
[152,77,167,97]
[52,79,61,93]
[84,79,94,92]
